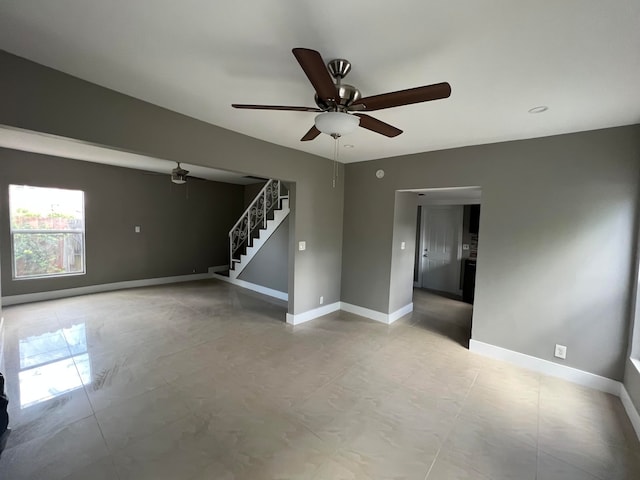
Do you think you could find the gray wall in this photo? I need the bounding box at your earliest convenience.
[388,192,418,312]
[343,125,640,381]
[0,51,344,315]
[0,148,244,296]
[239,217,289,293]
[624,255,640,413]
[243,182,267,209]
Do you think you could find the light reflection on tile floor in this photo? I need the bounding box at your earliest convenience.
[0,279,638,479]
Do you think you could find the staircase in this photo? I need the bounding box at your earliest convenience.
[228,179,289,279]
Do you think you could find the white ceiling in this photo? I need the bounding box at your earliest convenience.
[1,1,639,164]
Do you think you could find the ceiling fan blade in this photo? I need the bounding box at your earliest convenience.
[355,114,403,137]
[352,82,451,111]
[301,125,321,141]
[232,104,321,112]
[292,48,338,103]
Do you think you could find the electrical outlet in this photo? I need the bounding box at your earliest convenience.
[298,241,306,251]
[554,344,567,359]
[134,225,141,233]
[400,242,406,250]
[319,296,324,305]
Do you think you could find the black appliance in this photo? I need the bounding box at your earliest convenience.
[0,372,9,458]
[463,258,476,304]
[469,205,480,234]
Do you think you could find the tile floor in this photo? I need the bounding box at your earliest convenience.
[0,280,638,479]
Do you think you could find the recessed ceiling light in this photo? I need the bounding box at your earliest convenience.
[528,106,548,114]
[343,144,354,149]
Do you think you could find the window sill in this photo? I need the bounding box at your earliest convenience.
[12,272,86,281]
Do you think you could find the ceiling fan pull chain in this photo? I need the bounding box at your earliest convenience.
[332,136,339,188]
[336,137,339,181]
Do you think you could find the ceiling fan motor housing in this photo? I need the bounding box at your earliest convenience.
[315,84,361,111]
[315,58,362,111]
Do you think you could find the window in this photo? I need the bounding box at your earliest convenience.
[9,185,85,279]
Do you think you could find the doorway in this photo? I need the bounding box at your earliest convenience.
[407,187,481,347]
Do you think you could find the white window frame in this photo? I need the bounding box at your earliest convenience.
[9,185,86,280]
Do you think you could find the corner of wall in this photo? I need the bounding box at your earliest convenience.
[286,302,340,325]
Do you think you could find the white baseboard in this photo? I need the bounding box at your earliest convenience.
[286,302,340,325]
[212,273,288,301]
[340,302,388,323]
[621,386,640,442]
[285,301,413,327]
[1,273,213,306]
[469,339,621,396]
[340,302,413,325]
[208,265,229,274]
[389,303,414,323]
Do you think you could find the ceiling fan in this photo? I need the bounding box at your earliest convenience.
[170,162,206,184]
[142,162,207,184]
[232,48,451,141]
[170,162,188,184]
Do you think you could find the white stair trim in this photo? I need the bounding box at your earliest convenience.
[212,272,288,301]
[230,198,289,279]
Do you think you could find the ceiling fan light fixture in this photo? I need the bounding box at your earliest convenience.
[171,173,187,184]
[314,112,360,137]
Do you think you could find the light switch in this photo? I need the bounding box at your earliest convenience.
[135,225,141,233]
[400,242,406,250]
[298,241,306,251]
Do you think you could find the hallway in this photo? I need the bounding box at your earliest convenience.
[412,288,473,348]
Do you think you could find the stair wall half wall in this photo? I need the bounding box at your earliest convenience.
[237,216,289,293]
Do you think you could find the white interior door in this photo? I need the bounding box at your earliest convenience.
[421,205,463,294]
